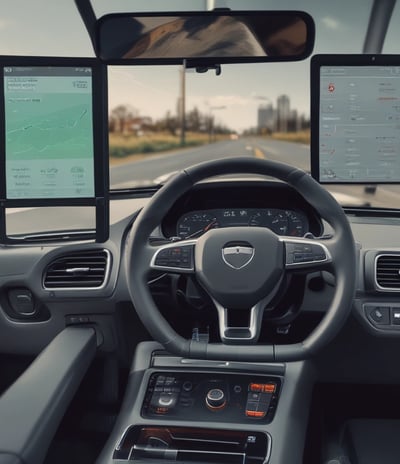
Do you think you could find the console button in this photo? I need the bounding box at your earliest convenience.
[246,401,258,412]
[259,393,272,409]
[249,383,263,392]
[365,305,390,325]
[263,383,276,393]
[154,246,193,269]
[158,393,178,408]
[246,410,266,418]
[155,376,166,386]
[206,388,226,410]
[248,392,261,401]
[150,391,178,412]
[182,381,193,392]
[392,308,400,325]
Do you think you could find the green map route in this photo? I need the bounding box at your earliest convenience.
[5,100,94,160]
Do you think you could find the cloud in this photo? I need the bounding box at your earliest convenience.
[321,17,340,30]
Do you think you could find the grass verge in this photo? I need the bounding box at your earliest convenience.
[109,132,211,159]
[268,130,310,144]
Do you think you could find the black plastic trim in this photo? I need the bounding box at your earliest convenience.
[0,327,96,464]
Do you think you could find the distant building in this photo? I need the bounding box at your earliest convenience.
[299,113,310,130]
[287,109,300,132]
[257,104,276,133]
[277,94,290,132]
[254,95,306,134]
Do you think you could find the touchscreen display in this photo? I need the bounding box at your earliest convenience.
[4,66,95,198]
[316,62,400,183]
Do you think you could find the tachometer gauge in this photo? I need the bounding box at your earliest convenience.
[177,212,219,239]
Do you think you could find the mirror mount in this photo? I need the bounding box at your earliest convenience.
[195,64,222,76]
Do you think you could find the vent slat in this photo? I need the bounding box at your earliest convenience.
[44,250,109,289]
[376,255,400,289]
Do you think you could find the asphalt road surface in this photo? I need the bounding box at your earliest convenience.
[110,137,310,188]
[110,137,400,208]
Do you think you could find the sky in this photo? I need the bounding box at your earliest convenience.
[0,0,398,133]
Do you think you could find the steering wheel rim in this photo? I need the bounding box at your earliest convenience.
[125,157,356,362]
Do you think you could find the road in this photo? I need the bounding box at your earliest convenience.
[110,137,310,188]
[110,137,400,209]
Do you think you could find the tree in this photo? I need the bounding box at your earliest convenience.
[186,107,201,132]
[109,104,138,134]
[156,111,178,136]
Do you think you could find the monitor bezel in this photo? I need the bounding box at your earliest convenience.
[0,56,109,242]
[311,54,400,185]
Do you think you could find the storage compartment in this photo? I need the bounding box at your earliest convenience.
[114,425,270,463]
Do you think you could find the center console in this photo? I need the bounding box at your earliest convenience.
[113,371,280,462]
[96,342,315,464]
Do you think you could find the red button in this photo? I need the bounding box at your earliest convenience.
[250,383,263,392]
[246,410,266,418]
[264,384,276,393]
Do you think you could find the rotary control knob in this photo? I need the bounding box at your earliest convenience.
[206,388,226,410]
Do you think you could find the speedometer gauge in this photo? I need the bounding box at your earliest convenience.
[177,212,219,239]
[248,209,289,234]
[270,212,289,235]
[248,209,307,236]
[286,211,306,236]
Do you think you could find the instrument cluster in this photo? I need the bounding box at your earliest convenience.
[176,208,309,239]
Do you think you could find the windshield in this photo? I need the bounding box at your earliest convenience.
[1,0,400,221]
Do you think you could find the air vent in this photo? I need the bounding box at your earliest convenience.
[43,250,110,289]
[376,254,400,290]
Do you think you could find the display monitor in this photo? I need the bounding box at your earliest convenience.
[311,55,400,183]
[0,57,109,242]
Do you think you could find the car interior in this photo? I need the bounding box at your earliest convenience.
[1,0,400,463]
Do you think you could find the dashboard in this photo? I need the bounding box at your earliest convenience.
[176,208,309,239]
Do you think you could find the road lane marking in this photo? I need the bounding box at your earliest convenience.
[260,145,280,156]
[254,147,266,159]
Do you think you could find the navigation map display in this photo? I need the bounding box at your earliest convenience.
[311,55,400,184]
[4,66,95,199]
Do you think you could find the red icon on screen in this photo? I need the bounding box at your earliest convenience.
[328,83,335,92]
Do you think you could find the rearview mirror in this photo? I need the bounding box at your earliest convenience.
[97,11,314,64]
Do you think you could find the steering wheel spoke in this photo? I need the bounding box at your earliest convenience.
[150,240,197,274]
[213,298,266,345]
[283,237,332,271]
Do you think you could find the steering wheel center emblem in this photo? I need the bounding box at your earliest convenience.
[222,245,255,270]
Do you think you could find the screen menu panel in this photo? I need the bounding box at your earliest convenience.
[4,66,95,198]
[318,64,400,183]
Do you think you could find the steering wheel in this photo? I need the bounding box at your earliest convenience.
[125,157,356,362]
